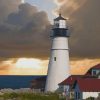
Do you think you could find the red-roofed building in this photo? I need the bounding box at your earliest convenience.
[58,64,100,99]
[74,78,100,100]
[58,75,83,99]
[59,75,82,86]
[58,75,82,93]
[85,64,100,77]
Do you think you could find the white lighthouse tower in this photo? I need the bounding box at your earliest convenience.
[45,14,70,92]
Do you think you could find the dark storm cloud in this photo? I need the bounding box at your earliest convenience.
[60,0,100,58]
[0,0,100,60]
[0,0,21,22]
[0,1,51,59]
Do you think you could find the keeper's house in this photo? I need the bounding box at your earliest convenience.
[73,78,100,100]
[59,64,100,99]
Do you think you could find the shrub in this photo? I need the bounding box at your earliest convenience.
[86,97,95,100]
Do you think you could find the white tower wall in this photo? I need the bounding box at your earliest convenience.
[45,37,70,92]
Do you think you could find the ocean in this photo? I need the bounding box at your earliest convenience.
[0,75,46,89]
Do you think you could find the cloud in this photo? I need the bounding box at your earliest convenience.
[59,0,100,58]
[0,0,100,61]
[0,60,13,71]
[0,58,48,75]
[0,0,21,22]
[70,58,100,75]
[0,1,51,59]
[54,0,66,6]
[0,0,100,75]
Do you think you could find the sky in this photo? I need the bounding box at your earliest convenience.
[25,0,55,21]
[0,0,100,75]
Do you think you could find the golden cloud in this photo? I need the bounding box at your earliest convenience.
[70,58,100,75]
[0,58,99,75]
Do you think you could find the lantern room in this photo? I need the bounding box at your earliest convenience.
[54,14,67,29]
[51,14,70,37]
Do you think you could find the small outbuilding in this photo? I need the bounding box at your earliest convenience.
[31,76,46,92]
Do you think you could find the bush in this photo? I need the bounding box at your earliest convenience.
[2,92,18,99]
[9,92,19,99]
[86,97,95,100]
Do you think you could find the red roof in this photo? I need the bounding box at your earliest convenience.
[76,78,100,92]
[92,64,100,69]
[59,64,100,87]
[85,64,100,76]
[59,75,82,85]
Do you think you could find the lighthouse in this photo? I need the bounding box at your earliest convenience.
[45,14,70,92]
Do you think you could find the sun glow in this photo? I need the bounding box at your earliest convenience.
[0,58,100,75]
[6,58,48,75]
[21,0,25,4]
[54,0,66,6]
[15,58,42,69]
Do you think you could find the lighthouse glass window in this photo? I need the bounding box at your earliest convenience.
[54,21,59,28]
[54,57,56,61]
[59,20,66,28]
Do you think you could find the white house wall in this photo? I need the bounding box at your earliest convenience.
[83,92,100,99]
[98,75,100,79]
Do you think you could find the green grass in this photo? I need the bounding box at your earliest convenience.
[0,93,66,100]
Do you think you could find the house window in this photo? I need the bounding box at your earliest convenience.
[54,57,56,61]
[93,70,96,76]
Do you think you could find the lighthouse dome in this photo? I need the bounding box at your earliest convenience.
[54,14,66,21]
[54,14,67,29]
